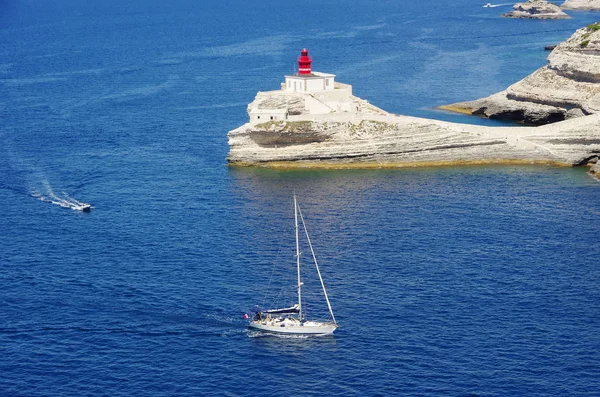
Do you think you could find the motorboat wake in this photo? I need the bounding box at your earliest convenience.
[33,191,93,212]
[483,3,513,7]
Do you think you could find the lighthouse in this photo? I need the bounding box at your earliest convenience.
[297,48,312,75]
[283,48,336,93]
[246,48,357,123]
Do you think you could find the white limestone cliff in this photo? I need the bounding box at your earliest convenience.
[227,94,600,167]
[441,24,600,125]
[561,0,600,10]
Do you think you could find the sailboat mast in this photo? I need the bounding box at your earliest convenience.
[298,205,337,325]
[294,195,303,321]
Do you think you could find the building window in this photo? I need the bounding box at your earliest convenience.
[257,116,260,119]
[270,116,274,120]
[326,79,329,87]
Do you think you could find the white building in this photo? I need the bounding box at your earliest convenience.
[247,49,359,123]
[283,71,336,93]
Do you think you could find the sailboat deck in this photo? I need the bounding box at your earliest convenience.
[248,318,337,335]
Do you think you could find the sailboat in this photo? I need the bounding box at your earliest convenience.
[248,195,338,336]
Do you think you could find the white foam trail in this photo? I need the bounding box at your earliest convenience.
[63,192,85,206]
[484,3,513,7]
[32,182,91,211]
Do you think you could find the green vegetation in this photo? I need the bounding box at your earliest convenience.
[255,121,284,129]
[282,121,313,132]
[579,24,600,48]
[255,120,313,132]
[349,120,396,135]
[587,22,600,31]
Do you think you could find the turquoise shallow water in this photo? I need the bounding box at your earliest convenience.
[1,1,600,395]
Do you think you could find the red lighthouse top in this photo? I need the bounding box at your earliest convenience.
[297,48,312,75]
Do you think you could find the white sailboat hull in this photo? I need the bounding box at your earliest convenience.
[249,320,337,335]
[247,196,338,337]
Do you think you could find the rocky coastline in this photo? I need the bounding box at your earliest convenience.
[502,0,570,19]
[228,106,600,169]
[440,24,600,125]
[227,30,600,171]
[561,0,600,10]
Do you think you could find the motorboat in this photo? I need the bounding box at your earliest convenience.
[72,203,92,212]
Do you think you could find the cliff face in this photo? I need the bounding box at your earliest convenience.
[561,0,600,10]
[503,0,571,19]
[227,109,600,167]
[441,24,600,125]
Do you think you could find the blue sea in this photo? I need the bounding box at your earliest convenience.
[2,1,600,395]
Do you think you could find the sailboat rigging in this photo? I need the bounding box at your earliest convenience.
[247,195,338,335]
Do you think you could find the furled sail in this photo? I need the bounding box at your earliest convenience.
[259,304,300,314]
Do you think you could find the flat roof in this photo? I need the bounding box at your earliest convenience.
[285,72,335,79]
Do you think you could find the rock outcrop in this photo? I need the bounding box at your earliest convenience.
[502,0,571,18]
[561,0,600,10]
[440,23,600,125]
[228,102,600,168]
[228,39,600,169]
[590,160,600,177]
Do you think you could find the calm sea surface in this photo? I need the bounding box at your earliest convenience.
[1,1,600,395]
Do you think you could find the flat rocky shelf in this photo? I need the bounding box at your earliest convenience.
[227,45,600,170]
[228,112,600,168]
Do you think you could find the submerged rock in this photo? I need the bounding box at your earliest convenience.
[590,160,600,179]
[502,0,571,18]
[561,0,600,10]
[440,23,600,125]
